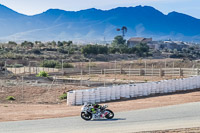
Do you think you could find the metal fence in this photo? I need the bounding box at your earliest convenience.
[5,66,200,77]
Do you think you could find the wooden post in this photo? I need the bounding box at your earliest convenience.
[62,59,64,76]
[89,59,91,76]
[139,68,142,76]
[179,68,183,77]
[145,61,147,76]
[29,62,31,74]
[104,69,106,87]
[21,76,24,100]
[115,60,117,80]
[80,69,83,86]
[159,69,163,77]
[4,61,7,76]
[152,64,154,76]
[15,64,16,75]
[173,61,175,76]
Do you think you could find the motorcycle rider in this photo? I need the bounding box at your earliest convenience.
[90,103,102,114]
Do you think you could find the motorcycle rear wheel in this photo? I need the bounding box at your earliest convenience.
[105,109,114,119]
[81,112,92,121]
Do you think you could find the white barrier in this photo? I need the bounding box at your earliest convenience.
[89,90,96,104]
[115,86,121,100]
[67,76,200,106]
[67,91,76,106]
[75,90,83,105]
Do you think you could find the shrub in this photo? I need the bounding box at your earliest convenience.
[86,62,96,68]
[40,60,60,68]
[6,96,15,101]
[63,63,74,68]
[59,93,67,100]
[32,49,41,54]
[6,64,23,68]
[81,44,108,55]
[14,64,24,68]
[36,71,48,77]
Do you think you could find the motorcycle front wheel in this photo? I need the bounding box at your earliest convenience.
[81,112,92,121]
[105,109,114,119]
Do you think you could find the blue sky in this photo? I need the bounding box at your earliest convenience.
[0,0,200,18]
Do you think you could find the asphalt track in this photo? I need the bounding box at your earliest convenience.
[0,102,200,133]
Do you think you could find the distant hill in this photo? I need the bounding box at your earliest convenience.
[0,4,200,42]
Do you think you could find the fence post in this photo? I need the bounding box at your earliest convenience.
[159,69,163,77]
[179,68,183,77]
[62,59,64,76]
[21,76,24,100]
[139,68,143,76]
[80,69,83,86]
[104,69,106,87]
[197,68,199,76]
[4,61,7,76]
[15,65,16,75]
[29,62,31,74]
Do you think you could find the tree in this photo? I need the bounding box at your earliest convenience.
[21,41,34,48]
[8,41,17,46]
[57,41,63,47]
[135,43,150,57]
[81,44,108,55]
[111,35,126,48]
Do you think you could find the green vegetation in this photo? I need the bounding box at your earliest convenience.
[36,71,48,77]
[0,37,200,64]
[40,60,74,68]
[40,60,60,68]
[81,44,108,55]
[59,93,67,100]
[6,64,23,68]
[86,62,97,68]
[63,63,74,68]
[6,96,15,101]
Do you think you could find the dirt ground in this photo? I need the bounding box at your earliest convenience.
[0,84,90,104]
[0,75,180,104]
[70,74,184,83]
[139,127,200,133]
[0,90,200,122]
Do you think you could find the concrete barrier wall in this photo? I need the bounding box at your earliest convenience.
[67,76,200,106]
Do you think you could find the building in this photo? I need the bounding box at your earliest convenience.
[127,37,152,47]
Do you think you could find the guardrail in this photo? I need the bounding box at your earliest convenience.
[67,76,200,106]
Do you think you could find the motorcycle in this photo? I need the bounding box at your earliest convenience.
[81,103,114,121]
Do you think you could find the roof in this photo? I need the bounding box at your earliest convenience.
[128,37,145,42]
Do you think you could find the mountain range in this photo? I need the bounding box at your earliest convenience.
[0,4,200,42]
